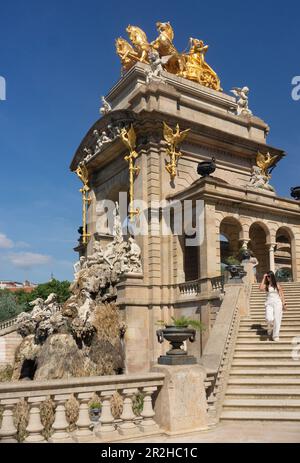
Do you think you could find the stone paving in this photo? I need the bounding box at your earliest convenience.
[121,421,300,443]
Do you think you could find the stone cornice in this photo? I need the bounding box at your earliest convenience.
[167,176,300,219]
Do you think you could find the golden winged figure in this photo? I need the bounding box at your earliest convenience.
[120,124,138,157]
[256,151,280,178]
[163,122,190,148]
[76,163,89,187]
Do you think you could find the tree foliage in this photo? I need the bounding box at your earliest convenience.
[0,279,71,322]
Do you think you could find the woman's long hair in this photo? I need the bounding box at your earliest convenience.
[265,271,279,291]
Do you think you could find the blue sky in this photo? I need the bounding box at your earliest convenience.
[0,0,299,283]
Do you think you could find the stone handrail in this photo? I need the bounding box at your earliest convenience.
[0,373,165,443]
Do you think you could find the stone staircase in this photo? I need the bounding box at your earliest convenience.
[220,282,300,422]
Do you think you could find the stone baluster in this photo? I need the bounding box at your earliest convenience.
[0,399,18,443]
[118,388,140,436]
[50,394,72,443]
[94,390,119,440]
[25,396,46,443]
[74,393,93,441]
[139,387,159,433]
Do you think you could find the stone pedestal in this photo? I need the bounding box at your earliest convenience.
[151,364,208,434]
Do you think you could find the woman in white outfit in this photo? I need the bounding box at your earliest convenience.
[259,271,287,341]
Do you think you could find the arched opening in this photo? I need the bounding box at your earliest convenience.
[275,227,293,281]
[249,222,269,281]
[19,359,37,380]
[219,217,243,271]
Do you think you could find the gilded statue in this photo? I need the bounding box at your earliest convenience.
[116,21,221,91]
[163,122,190,179]
[256,151,281,180]
[120,125,140,221]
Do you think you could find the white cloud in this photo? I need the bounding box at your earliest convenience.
[0,233,14,249]
[8,252,52,269]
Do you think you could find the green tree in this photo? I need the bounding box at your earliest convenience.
[0,290,25,322]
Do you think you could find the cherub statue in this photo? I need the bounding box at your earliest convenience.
[100,131,111,144]
[231,86,252,116]
[146,49,166,84]
[99,96,112,115]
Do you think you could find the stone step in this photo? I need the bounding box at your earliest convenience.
[236,340,295,346]
[230,368,300,376]
[239,326,300,332]
[232,360,300,366]
[221,410,300,421]
[234,352,295,358]
[235,346,297,351]
[226,388,300,397]
[237,333,299,338]
[223,398,300,408]
[228,377,300,386]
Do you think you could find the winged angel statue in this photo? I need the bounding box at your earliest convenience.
[116,22,221,91]
[163,122,190,179]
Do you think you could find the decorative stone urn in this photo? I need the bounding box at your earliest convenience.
[156,326,197,365]
[197,158,216,177]
[291,186,300,200]
[226,264,247,280]
[239,248,251,261]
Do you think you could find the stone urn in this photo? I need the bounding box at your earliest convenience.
[156,326,197,365]
[239,248,251,261]
[291,186,300,200]
[197,158,216,177]
[226,264,247,280]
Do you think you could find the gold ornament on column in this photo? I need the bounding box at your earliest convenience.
[120,124,140,221]
[75,163,91,245]
[163,122,190,180]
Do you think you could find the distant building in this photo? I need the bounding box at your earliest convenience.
[0,280,37,293]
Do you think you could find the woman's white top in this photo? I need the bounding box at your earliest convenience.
[266,286,281,303]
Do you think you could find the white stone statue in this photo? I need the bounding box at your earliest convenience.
[99,96,112,115]
[100,130,110,144]
[146,50,166,84]
[248,165,274,192]
[127,236,142,273]
[231,86,252,116]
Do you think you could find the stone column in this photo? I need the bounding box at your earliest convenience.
[25,396,46,443]
[74,393,93,441]
[118,388,140,436]
[198,203,217,287]
[50,394,72,443]
[268,243,276,273]
[94,390,119,440]
[0,399,18,443]
[138,386,159,433]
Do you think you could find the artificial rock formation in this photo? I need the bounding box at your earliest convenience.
[13,205,142,380]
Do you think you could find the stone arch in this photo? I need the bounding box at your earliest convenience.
[219,216,243,268]
[275,226,295,281]
[249,221,271,280]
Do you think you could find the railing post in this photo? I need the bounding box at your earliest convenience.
[25,396,46,443]
[0,399,18,442]
[74,393,93,441]
[118,388,140,436]
[94,390,119,440]
[139,387,159,433]
[50,394,72,442]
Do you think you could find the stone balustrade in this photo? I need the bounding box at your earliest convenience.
[0,317,19,331]
[178,275,225,297]
[0,373,165,443]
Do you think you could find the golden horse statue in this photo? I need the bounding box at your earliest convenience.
[115,21,221,91]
